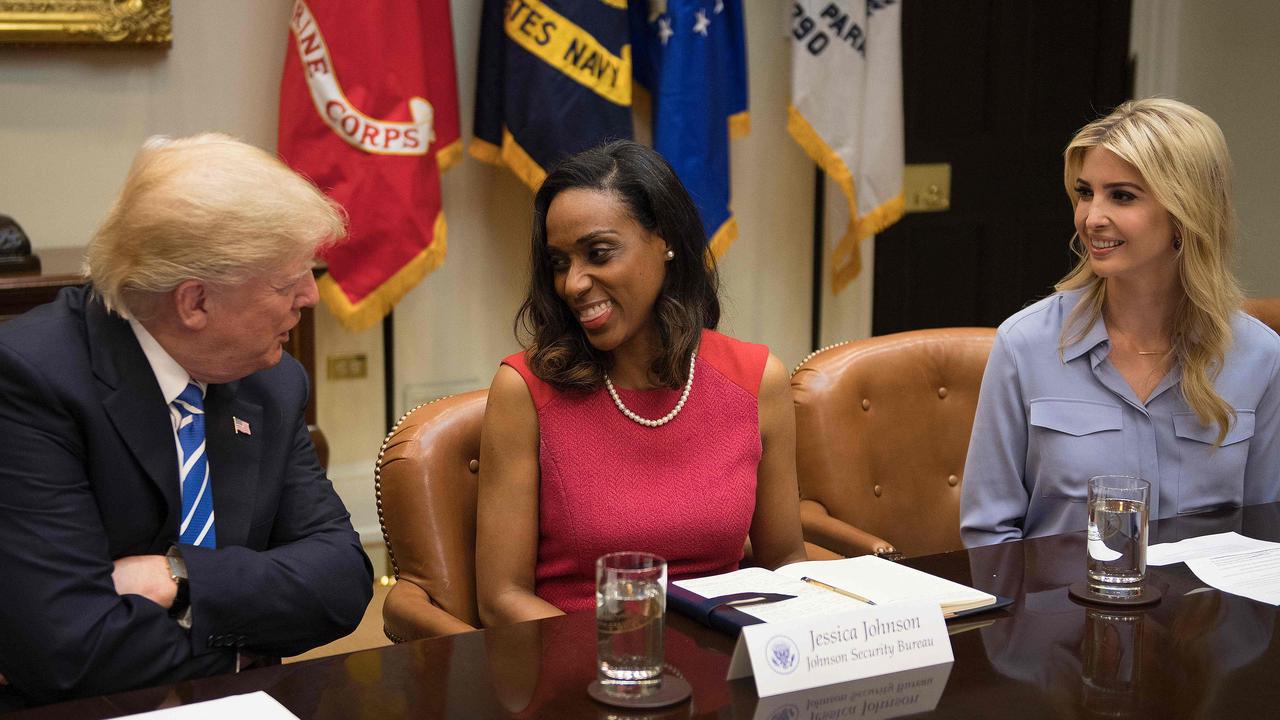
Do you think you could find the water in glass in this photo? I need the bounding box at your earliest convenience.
[597,577,664,688]
[1087,497,1148,597]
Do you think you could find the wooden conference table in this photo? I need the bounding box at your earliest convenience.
[12,503,1280,719]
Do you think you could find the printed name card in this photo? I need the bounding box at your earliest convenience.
[727,601,953,697]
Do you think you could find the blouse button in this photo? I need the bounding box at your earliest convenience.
[861,398,871,411]
[873,484,883,497]
[948,474,959,487]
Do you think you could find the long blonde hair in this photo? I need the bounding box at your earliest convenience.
[1057,98,1241,445]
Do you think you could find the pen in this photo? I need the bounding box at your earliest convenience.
[801,576,877,605]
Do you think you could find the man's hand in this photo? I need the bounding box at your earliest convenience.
[111,555,177,609]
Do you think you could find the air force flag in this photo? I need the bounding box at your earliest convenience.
[632,0,749,257]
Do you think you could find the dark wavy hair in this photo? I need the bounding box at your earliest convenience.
[515,140,721,391]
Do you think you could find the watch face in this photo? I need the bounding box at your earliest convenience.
[167,555,191,619]
[166,546,188,578]
[167,555,186,580]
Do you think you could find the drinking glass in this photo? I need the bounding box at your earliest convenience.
[1087,475,1150,598]
[596,551,667,695]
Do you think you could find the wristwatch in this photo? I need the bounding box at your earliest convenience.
[165,545,190,620]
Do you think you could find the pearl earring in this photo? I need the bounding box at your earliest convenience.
[665,249,675,260]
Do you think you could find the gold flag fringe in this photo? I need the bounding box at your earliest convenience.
[786,104,904,293]
[467,129,546,191]
[319,211,449,332]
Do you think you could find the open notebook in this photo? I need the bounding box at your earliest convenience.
[669,555,1011,635]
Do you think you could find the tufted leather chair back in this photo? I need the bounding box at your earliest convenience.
[376,389,487,640]
[1244,298,1280,336]
[792,328,996,558]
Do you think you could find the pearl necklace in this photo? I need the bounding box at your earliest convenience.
[604,351,697,428]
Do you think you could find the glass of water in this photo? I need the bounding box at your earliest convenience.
[1087,475,1150,598]
[596,551,666,696]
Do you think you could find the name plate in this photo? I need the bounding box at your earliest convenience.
[727,601,953,697]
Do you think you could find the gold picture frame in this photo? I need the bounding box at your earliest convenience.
[0,0,171,45]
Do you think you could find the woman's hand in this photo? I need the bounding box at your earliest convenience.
[748,353,809,569]
[475,364,565,626]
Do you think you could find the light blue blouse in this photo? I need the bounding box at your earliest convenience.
[960,289,1280,548]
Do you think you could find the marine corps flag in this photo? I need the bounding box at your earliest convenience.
[471,0,632,189]
[278,0,461,331]
[631,0,749,257]
[789,0,903,292]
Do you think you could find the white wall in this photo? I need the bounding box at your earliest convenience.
[1172,3,1280,297]
[1131,0,1280,295]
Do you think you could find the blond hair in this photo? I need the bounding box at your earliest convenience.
[87,133,346,319]
[1057,98,1241,445]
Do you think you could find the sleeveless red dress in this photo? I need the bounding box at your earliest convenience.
[502,329,768,613]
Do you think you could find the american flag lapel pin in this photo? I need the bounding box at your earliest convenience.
[233,416,252,436]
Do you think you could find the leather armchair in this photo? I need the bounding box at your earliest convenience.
[375,390,487,642]
[1243,298,1280,335]
[791,328,996,559]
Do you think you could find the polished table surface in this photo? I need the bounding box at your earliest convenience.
[11,503,1280,719]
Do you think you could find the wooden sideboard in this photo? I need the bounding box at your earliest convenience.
[0,248,328,466]
[0,247,85,321]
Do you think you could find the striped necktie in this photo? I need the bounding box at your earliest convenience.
[173,383,216,548]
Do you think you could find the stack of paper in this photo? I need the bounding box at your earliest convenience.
[1148,531,1280,606]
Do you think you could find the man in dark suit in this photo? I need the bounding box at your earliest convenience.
[0,134,373,705]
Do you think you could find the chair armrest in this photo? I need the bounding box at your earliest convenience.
[382,579,477,642]
[799,499,898,558]
[803,541,843,561]
[742,539,843,564]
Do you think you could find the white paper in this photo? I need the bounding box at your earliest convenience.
[729,601,953,697]
[775,556,996,613]
[1147,531,1280,566]
[112,691,299,719]
[1185,548,1280,605]
[673,566,870,623]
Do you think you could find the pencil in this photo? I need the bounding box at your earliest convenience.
[801,576,877,605]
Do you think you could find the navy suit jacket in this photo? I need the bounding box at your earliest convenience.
[0,286,373,703]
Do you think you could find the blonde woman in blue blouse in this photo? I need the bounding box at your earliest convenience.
[961,99,1280,547]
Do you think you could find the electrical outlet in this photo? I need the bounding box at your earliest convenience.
[326,353,368,380]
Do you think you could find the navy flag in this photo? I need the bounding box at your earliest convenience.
[631,0,748,257]
[471,0,633,189]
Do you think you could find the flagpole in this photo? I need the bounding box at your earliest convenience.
[810,168,826,352]
[383,313,395,434]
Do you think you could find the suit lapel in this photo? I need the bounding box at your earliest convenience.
[205,381,262,547]
[87,296,182,535]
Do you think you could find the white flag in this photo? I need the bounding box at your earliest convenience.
[789,1,904,292]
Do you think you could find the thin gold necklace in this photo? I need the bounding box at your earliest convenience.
[1105,314,1170,356]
